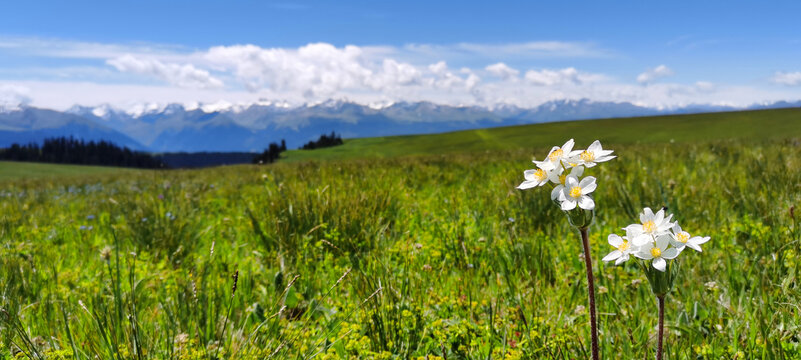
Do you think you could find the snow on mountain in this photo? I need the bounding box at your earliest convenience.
[7,98,801,152]
[0,107,145,149]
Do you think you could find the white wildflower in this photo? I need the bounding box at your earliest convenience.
[635,234,680,272]
[569,140,616,168]
[558,173,597,210]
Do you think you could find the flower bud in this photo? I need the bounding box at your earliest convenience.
[641,258,680,297]
[566,207,594,229]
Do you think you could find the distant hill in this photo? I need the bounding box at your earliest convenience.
[0,107,145,150]
[61,99,753,152]
[1,99,798,153]
[281,107,801,162]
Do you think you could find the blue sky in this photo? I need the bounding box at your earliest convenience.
[2,0,801,111]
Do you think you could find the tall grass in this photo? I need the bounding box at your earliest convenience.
[1,138,799,358]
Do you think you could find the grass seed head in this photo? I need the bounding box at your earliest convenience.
[100,246,112,262]
[232,270,239,297]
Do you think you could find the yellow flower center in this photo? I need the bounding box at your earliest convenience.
[650,247,662,258]
[618,240,630,252]
[569,186,582,198]
[643,220,656,233]
[559,174,566,185]
[534,169,547,181]
[580,150,595,162]
[548,149,563,161]
[677,232,690,243]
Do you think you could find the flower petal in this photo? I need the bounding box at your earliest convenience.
[566,176,579,187]
[550,185,563,200]
[669,238,686,249]
[652,257,666,272]
[655,234,670,249]
[560,198,577,211]
[636,242,654,259]
[654,209,664,224]
[567,150,583,158]
[587,140,602,152]
[624,224,643,237]
[608,234,623,247]
[517,181,538,190]
[632,233,652,247]
[578,195,595,210]
[635,250,653,260]
[579,176,596,188]
[535,160,556,171]
[523,169,536,181]
[602,250,622,262]
[562,139,575,153]
[581,181,597,194]
[641,208,653,223]
[686,242,702,252]
[662,247,680,259]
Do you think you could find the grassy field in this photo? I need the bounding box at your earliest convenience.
[284,107,801,161]
[1,111,800,359]
[0,161,134,182]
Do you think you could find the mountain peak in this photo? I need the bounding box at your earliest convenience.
[5,98,798,153]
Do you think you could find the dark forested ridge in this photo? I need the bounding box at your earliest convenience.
[301,132,343,150]
[0,137,163,168]
[252,139,287,164]
[0,137,297,169]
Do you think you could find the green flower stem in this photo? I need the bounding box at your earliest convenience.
[656,295,665,360]
[579,227,600,360]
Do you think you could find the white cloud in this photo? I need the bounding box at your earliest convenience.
[7,74,801,114]
[0,84,31,111]
[107,55,224,89]
[455,41,607,57]
[427,61,449,76]
[772,71,801,86]
[373,59,422,87]
[695,81,715,92]
[424,61,478,90]
[205,43,376,95]
[2,81,259,111]
[4,37,801,112]
[524,67,593,86]
[485,62,520,80]
[402,41,610,61]
[204,44,482,97]
[637,65,673,84]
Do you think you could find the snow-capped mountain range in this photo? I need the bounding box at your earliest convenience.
[1,99,799,152]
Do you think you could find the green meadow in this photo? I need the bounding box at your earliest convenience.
[0,162,132,182]
[283,108,801,161]
[1,109,800,359]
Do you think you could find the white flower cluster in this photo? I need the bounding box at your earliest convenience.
[517,139,616,211]
[603,207,710,271]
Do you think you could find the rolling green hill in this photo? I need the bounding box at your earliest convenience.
[0,161,136,181]
[283,107,801,162]
[2,108,799,179]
